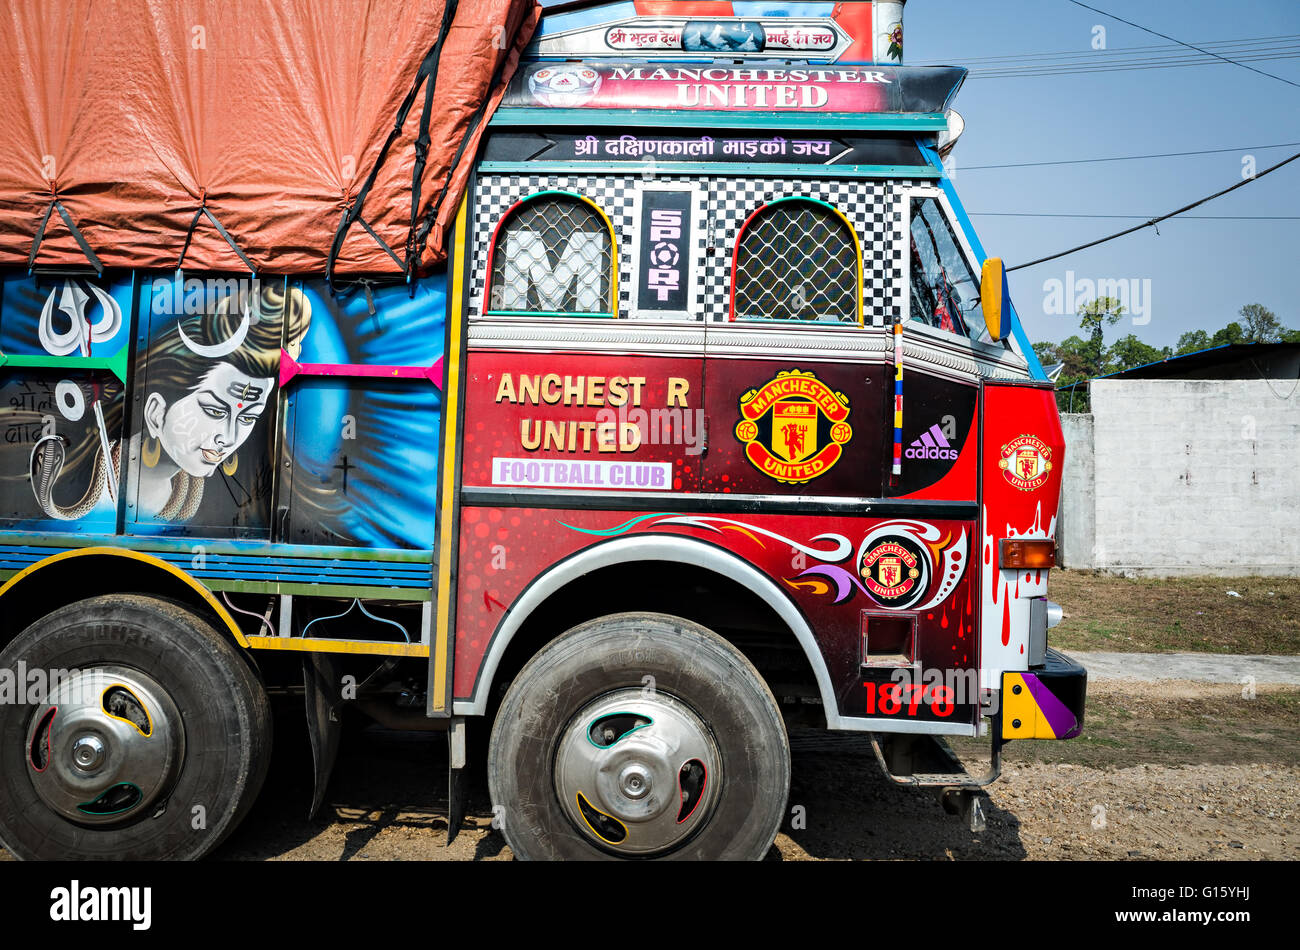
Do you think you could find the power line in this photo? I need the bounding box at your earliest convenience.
[972,51,1300,80]
[964,39,1300,67]
[914,33,1300,66]
[1006,150,1300,272]
[971,44,1300,72]
[958,141,1300,171]
[1067,0,1300,90]
[916,35,1300,78]
[972,52,1300,80]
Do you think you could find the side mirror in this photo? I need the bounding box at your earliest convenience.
[981,257,1012,343]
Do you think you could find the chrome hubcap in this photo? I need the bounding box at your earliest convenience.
[71,734,106,771]
[554,689,721,856]
[25,666,185,825]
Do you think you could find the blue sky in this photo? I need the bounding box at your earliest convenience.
[909,0,1300,349]
[536,1,1300,348]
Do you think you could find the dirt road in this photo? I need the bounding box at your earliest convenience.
[3,679,1293,861]
[195,679,1297,861]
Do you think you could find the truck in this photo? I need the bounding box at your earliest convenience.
[0,0,1086,861]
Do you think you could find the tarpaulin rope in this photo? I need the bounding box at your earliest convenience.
[405,0,460,276]
[177,191,257,274]
[326,0,458,288]
[411,26,516,272]
[27,199,103,276]
[358,217,405,271]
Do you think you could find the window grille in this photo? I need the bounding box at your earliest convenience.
[732,200,860,324]
[488,195,614,316]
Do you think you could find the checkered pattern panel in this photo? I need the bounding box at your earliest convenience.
[472,175,924,325]
[702,177,920,325]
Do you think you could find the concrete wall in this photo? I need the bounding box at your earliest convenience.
[1058,378,1300,577]
[1058,413,1095,569]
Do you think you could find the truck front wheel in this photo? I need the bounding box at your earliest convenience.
[488,612,790,860]
[0,594,271,860]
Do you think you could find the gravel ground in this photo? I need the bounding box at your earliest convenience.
[3,679,1295,862]
[195,729,1295,862]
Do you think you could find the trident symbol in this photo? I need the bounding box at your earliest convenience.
[39,280,122,357]
[35,280,122,510]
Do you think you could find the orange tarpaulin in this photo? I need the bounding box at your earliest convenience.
[0,0,539,277]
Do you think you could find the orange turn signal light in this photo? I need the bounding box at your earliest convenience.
[999,539,1056,570]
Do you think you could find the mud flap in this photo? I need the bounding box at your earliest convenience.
[303,654,343,821]
[447,716,467,846]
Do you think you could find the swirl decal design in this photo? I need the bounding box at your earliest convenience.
[560,512,853,562]
[793,519,968,611]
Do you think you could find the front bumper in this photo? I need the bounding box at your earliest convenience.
[1000,647,1087,740]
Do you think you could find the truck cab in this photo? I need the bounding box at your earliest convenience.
[0,0,1084,861]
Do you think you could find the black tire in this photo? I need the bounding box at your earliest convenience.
[488,612,790,860]
[0,594,272,860]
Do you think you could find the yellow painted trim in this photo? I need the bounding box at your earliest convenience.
[0,547,250,648]
[823,202,865,327]
[576,792,628,846]
[245,636,429,658]
[432,195,469,711]
[102,684,152,737]
[572,193,620,318]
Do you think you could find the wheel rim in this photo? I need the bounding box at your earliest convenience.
[25,666,185,826]
[554,688,722,856]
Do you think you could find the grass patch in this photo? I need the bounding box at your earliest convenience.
[950,685,1300,769]
[1048,572,1300,654]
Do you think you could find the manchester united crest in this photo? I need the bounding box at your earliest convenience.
[735,370,852,484]
[999,434,1053,491]
[860,539,923,606]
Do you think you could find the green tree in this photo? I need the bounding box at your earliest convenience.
[1105,334,1172,373]
[1239,303,1285,343]
[1175,329,1211,355]
[1040,300,1300,413]
[1077,296,1125,376]
[1211,322,1245,347]
[1035,336,1093,379]
[1055,335,1094,379]
[1033,340,1061,367]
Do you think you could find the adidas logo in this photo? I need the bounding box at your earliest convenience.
[905,424,958,461]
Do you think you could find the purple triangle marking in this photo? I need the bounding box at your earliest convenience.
[1022,673,1081,739]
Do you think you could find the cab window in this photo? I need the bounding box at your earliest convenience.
[908,195,987,341]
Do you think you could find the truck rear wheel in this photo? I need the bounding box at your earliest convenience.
[0,594,271,860]
[488,612,790,860]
